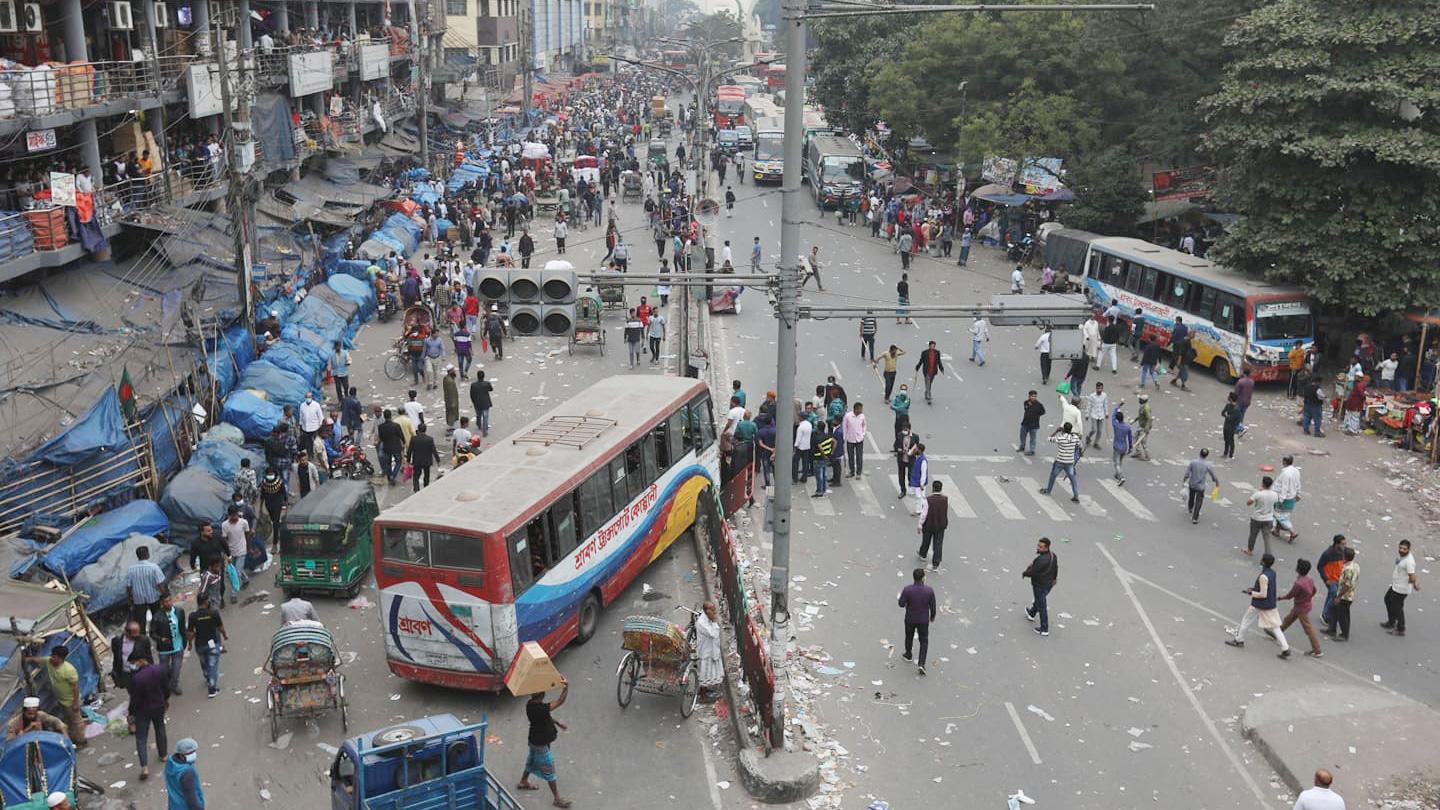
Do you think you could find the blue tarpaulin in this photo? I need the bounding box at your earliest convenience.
[27,388,127,466]
[35,500,169,578]
[236,361,310,410]
[221,390,285,440]
[328,274,377,320]
[158,440,263,546]
[71,532,183,613]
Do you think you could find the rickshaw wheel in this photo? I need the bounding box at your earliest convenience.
[269,705,280,742]
[383,353,407,381]
[679,663,700,719]
[75,775,105,795]
[598,330,605,356]
[616,652,640,708]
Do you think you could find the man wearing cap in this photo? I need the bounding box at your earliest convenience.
[443,366,460,432]
[165,738,205,810]
[45,792,72,810]
[24,646,84,745]
[5,696,68,740]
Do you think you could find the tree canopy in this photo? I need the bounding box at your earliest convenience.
[1200,0,1440,315]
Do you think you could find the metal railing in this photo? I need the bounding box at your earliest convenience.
[254,37,398,78]
[108,159,228,221]
[0,55,199,120]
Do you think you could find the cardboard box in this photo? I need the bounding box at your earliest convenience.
[504,641,566,696]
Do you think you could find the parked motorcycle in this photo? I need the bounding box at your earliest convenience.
[333,436,376,480]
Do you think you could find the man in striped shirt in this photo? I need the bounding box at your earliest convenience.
[125,546,167,625]
[859,316,878,361]
[1038,422,1082,503]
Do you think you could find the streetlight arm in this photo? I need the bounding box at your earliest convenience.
[797,2,1154,18]
[603,53,698,85]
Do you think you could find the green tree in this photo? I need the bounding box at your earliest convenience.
[1063,148,1147,236]
[1201,0,1440,315]
[957,79,1098,179]
[685,12,745,58]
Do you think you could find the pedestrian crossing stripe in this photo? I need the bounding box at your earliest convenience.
[824,470,1161,524]
[1097,479,1156,522]
[1015,477,1072,522]
[976,476,1025,520]
[931,475,977,518]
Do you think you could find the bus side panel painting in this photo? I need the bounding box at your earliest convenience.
[514,457,717,649]
[1084,277,1245,375]
[381,581,498,675]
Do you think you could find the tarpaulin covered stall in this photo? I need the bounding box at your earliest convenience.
[158,439,263,546]
[33,499,170,579]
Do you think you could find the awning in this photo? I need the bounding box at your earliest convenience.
[974,191,1034,206]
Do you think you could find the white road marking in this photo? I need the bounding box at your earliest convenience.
[851,475,884,518]
[1076,494,1109,518]
[866,430,883,456]
[829,361,842,382]
[1095,543,1273,808]
[865,454,1011,463]
[931,475,977,518]
[1003,701,1043,765]
[873,274,885,286]
[1016,477,1071,521]
[976,476,1024,520]
[1098,479,1156,521]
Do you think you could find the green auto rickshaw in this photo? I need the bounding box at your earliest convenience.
[648,139,670,173]
[276,479,378,598]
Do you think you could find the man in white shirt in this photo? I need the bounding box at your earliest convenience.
[1272,455,1302,542]
[721,240,733,266]
[1377,352,1399,387]
[1179,233,1196,254]
[402,390,425,427]
[1293,768,1345,810]
[969,317,990,366]
[1245,476,1280,557]
[1082,382,1109,448]
[298,391,325,449]
[75,168,95,193]
[792,418,813,484]
[1382,539,1419,636]
[1010,266,1024,294]
[723,397,745,437]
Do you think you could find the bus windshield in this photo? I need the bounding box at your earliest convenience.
[821,156,863,183]
[755,135,783,160]
[716,97,744,115]
[1253,308,1313,342]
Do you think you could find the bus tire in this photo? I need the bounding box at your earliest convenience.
[575,592,602,645]
[1212,358,1235,385]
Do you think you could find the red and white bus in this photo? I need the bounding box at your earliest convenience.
[372,377,721,689]
[714,85,747,129]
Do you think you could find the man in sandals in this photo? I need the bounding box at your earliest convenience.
[518,680,573,807]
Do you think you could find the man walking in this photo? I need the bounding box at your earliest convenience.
[469,371,494,438]
[907,442,929,515]
[186,594,226,697]
[750,237,762,272]
[125,545,166,625]
[646,309,666,363]
[1022,537,1059,637]
[1381,539,1419,637]
[1035,327,1053,384]
[1330,547,1358,641]
[1038,423,1082,503]
[916,341,945,404]
[519,682,573,808]
[624,308,644,368]
[1097,317,1122,373]
[917,481,948,569]
[1301,374,1326,436]
[407,424,440,492]
[1225,553,1291,658]
[149,590,186,696]
[1131,394,1154,460]
[1083,382,1109,449]
[518,228,535,269]
[1272,455,1303,543]
[1016,390,1046,455]
[1278,558,1323,657]
[792,411,813,484]
[376,410,404,485]
[859,314,878,361]
[1181,448,1220,524]
[842,403,867,478]
[898,568,936,675]
[969,317,990,366]
[1138,335,1163,389]
[1245,476,1279,556]
[1110,402,1134,485]
[1317,534,1347,632]
[1234,367,1255,434]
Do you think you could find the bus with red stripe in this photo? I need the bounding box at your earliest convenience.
[714,85,748,129]
[372,377,720,690]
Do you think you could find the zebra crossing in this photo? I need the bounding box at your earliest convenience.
[778,464,1166,524]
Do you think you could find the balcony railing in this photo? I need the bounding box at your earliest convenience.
[0,55,199,121]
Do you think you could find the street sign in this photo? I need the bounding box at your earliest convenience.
[25,129,56,152]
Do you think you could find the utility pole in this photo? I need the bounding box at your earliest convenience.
[211,0,254,334]
[143,2,173,201]
[955,80,967,202]
[766,0,804,750]
[521,0,533,124]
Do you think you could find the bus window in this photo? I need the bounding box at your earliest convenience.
[689,395,716,450]
[524,515,548,580]
[1194,286,1218,322]
[677,406,693,449]
[610,456,630,506]
[548,498,576,560]
[507,527,534,594]
[578,469,614,536]
[623,442,645,500]
[639,433,659,487]
[1164,276,1189,309]
[1139,267,1159,299]
[383,528,430,565]
[1105,255,1124,285]
[430,531,482,571]
[1123,261,1144,293]
[652,420,671,469]
[1216,294,1245,333]
[667,411,687,461]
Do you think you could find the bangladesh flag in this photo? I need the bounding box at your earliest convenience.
[118,367,138,422]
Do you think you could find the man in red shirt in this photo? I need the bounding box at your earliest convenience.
[1279,558,1323,657]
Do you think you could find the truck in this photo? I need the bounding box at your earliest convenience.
[804,134,865,210]
[329,715,522,810]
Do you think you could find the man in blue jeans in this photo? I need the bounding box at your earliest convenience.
[1016,390,1046,455]
[186,594,227,698]
[1316,534,1347,631]
[1300,375,1326,437]
[1022,537,1059,636]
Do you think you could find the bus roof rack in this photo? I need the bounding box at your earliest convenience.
[512,415,618,449]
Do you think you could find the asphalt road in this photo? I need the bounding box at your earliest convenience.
[75,128,1437,810]
[699,175,1438,809]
